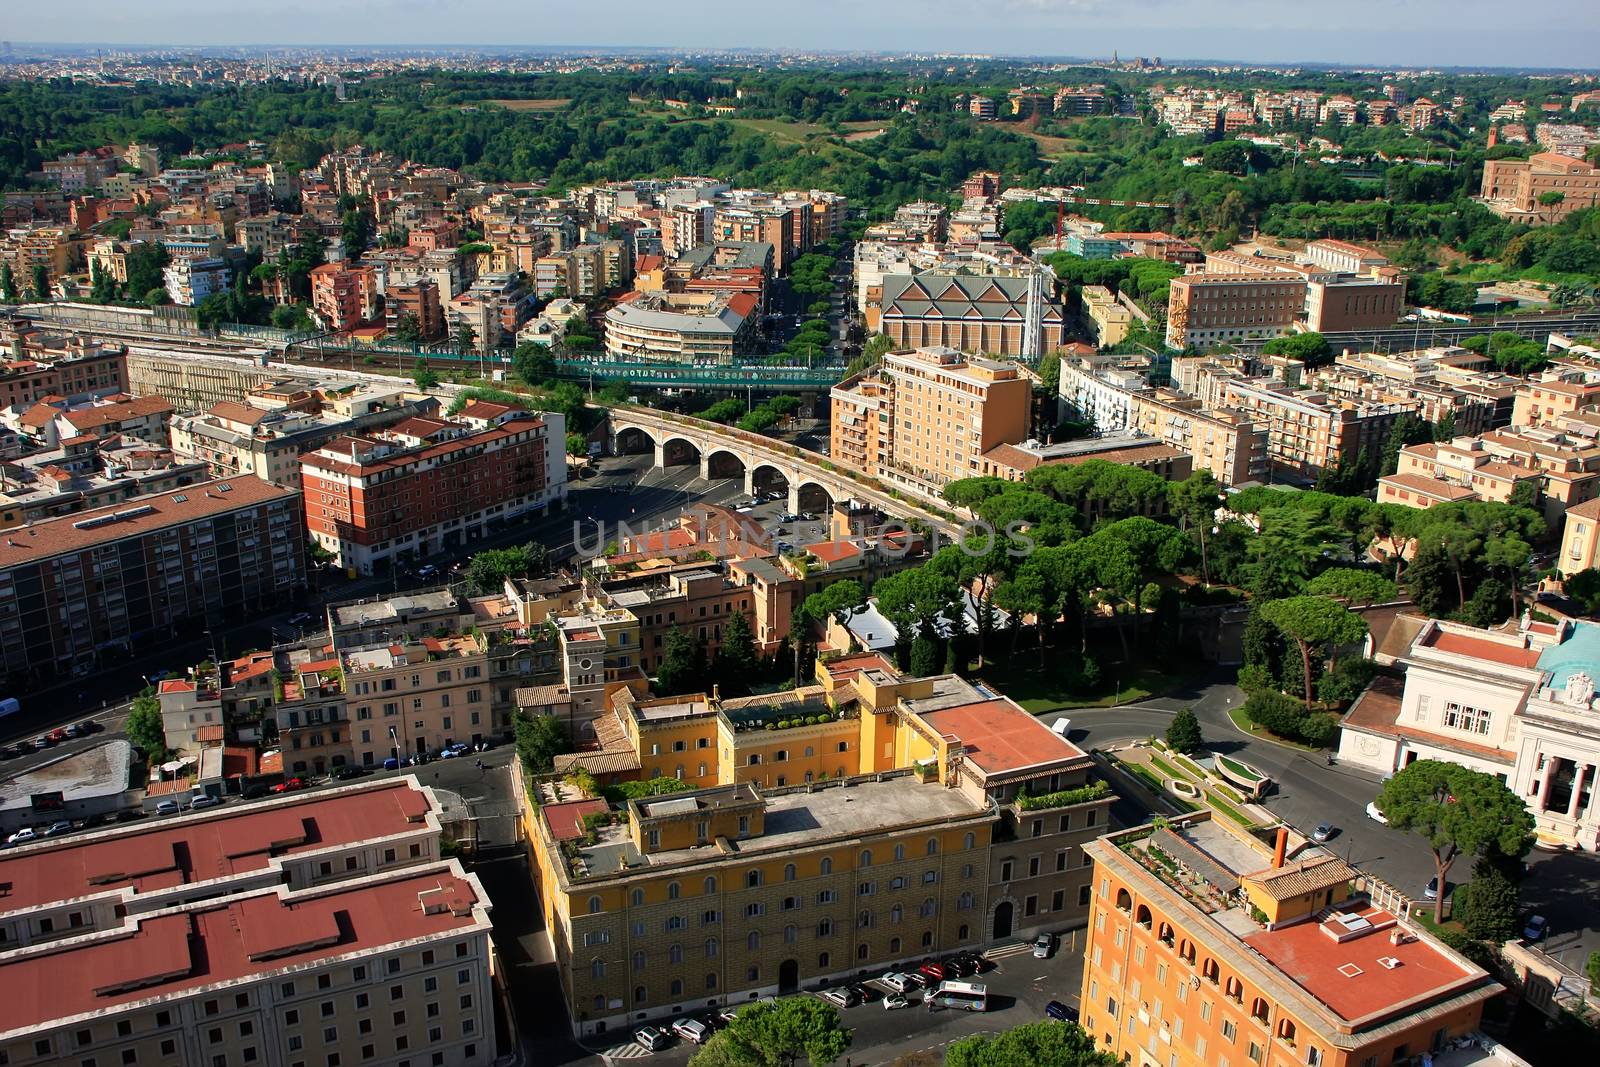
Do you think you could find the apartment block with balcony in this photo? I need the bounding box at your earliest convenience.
[1081,815,1502,1067]
[0,479,305,687]
[829,346,1031,497]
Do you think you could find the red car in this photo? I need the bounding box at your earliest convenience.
[917,959,946,982]
[272,777,306,794]
[47,728,68,743]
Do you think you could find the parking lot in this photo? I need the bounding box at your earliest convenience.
[586,934,1087,1064]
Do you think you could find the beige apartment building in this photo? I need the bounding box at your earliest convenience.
[1480,152,1600,222]
[1561,496,1600,575]
[1165,273,1306,349]
[1082,285,1133,347]
[0,778,496,1067]
[1216,377,1401,482]
[830,346,1031,496]
[1512,369,1600,429]
[829,371,893,475]
[1379,427,1600,520]
[529,654,1114,1037]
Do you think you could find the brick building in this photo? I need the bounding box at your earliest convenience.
[310,263,381,332]
[300,410,564,575]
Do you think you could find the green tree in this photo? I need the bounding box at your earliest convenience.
[693,998,850,1067]
[1260,331,1332,368]
[1588,952,1600,996]
[1453,855,1521,943]
[566,431,588,457]
[910,633,942,676]
[454,321,477,355]
[1168,471,1223,585]
[466,542,549,593]
[30,264,50,301]
[412,360,440,391]
[393,313,424,345]
[340,208,374,256]
[1304,567,1398,606]
[945,1020,1116,1067]
[1563,568,1600,614]
[0,263,16,302]
[1259,596,1370,710]
[715,611,760,696]
[125,690,166,757]
[1165,707,1203,754]
[656,626,708,694]
[514,712,572,773]
[513,341,556,386]
[1378,760,1535,922]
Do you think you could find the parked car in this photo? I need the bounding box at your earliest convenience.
[1033,932,1056,959]
[716,1008,740,1026]
[1046,1000,1079,1023]
[879,972,916,993]
[44,819,74,837]
[671,1019,710,1045]
[1365,801,1388,824]
[917,959,946,982]
[382,757,402,770]
[953,951,986,974]
[154,799,185,816]
[415,565,439,581]
[1523,915,1548,942]
[847,983,876,1004]
[6,827,38,844]
[633,1026,669,1052]
[0,743,23,759]
[821,987,860,1009]
[882,993,911,1010]
[272,777,306,794]
[1424,877,1444,900]
[189,793,222,810]
[77,719,99,734]
[47,727,67,743]
[32,736,52,749]
[64,723,87,738]
[333,765,368,780]
[241,783,270,800]
[287,612,315,627]
[1311,821,1335,843]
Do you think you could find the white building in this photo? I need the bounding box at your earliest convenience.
[1057,357,1150,432]
[1340,616,1600,851]
[162,255,230,306]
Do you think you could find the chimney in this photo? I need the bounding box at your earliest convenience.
[1272,826,1288,869]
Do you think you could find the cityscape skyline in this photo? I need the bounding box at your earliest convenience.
[5,0,1600,70]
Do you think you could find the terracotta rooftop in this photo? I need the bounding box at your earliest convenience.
[918,698,1088,778]
[1244,903,1485,1026]
[1380,472,1477,501]
[0,779,434,917]
[1245,855,1357,901]
[1418,627,1543,669]
[543,798,611,842]
[0,866,483,1036]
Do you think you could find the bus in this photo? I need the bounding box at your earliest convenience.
[929,981,988,1012]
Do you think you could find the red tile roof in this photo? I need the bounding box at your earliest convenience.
[0,780,433,917]
[0,867,482,1033]
[918,699,1087,777]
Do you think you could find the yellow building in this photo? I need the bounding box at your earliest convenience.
[1561,496,1600,575]
[1082,285,1133,347]
[529,653,1114,1036]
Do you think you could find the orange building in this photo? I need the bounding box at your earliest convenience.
[1082,818,1501,1067]
[309,263,379,332]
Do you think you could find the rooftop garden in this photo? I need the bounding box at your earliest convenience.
[1016,779,1112,811]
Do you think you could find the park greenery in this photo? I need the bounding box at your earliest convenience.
[945,1020,1116,1067]
[125,688,167,759]
[687,997,850,1067]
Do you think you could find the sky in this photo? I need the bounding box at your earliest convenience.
[8,0,1600,71]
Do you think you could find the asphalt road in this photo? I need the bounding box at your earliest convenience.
[1043,679,1600,962]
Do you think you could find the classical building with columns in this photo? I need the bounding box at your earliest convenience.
[1338,616,1600,851]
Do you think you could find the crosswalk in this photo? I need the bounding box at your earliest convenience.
[598,1039,655,1061]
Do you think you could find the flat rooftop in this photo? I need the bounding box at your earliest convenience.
[331,589,458,627]
[918,698,1089,777]
[1417,626,1543,669]
[0,739,133,814]
[0,778,434,917]
[1244,902,1484,1025]
[0,865,484,1037]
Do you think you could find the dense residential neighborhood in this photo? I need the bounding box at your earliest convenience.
[2,25,1600,1067]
